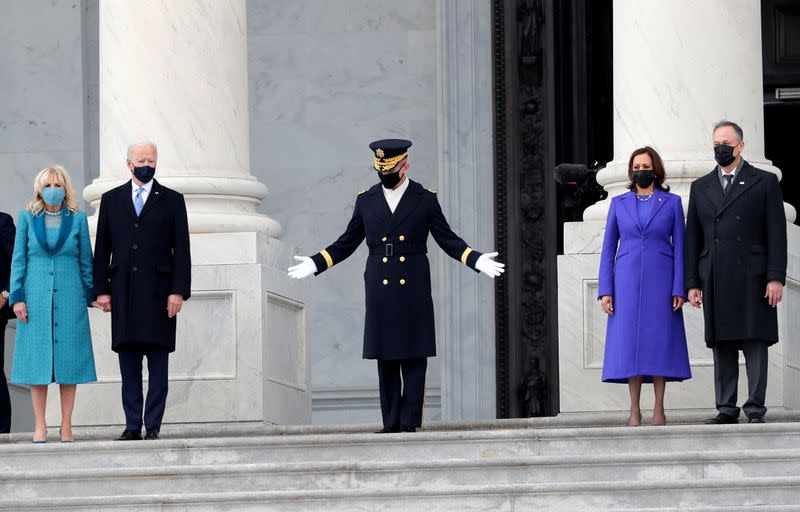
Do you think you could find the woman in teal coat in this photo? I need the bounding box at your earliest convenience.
[9,165,99,442]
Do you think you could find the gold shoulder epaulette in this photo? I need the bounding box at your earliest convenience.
[358,190,367,195]
[427,188,437,194]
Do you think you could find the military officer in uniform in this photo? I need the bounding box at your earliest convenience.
[289,139,504,433]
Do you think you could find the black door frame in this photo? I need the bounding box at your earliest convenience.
[492,0,559,418]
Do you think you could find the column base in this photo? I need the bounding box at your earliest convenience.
[583,158,796,223]
[557,222,790,413]
[48,233,309,426]
[83,175,282,237]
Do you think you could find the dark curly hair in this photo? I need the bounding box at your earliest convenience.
[627,146,670,192]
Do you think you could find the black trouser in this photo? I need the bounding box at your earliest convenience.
[712,341,769,419]
[118,345,169,431]
[0,320,11,433]
[377,358,427,430]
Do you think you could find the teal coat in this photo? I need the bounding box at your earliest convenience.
[8,209,97,385]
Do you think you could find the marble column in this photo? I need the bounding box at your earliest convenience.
[70,0,309,427]
[558,0,799,413]
[584,0,795,222]
[436,0,496,420]
[84,0,280,236]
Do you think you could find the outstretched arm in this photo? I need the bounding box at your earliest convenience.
[429,193,504,278]
[289,198,366,279]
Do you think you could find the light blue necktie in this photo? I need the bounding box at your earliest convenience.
[134,187,145,216]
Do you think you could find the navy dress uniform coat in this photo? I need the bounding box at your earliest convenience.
[93,180,191,353]
[684,161,787,347]
[0,212,14,433]
[310,180,483,360]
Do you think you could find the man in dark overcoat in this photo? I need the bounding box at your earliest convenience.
[94,141,191,440]
[289,139,504,433]
[685,121,787,424]
[0,211,15,433]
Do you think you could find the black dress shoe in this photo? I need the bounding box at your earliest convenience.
[748,416,766,424]
[705,413,738,425]
[399,425,417,433]
[144,428,160,440]
[375,427,399,434]
[116,429,142,441]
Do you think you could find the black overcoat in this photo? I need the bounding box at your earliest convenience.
[0,213,14,320]
[92,180,191,352]
[311,180,483,360]
[684,161,787,346]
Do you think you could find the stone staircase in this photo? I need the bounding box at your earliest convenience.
[1,412,800,511]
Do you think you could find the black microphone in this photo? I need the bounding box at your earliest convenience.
[554,163,589,185]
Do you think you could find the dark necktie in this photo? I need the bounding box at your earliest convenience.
[723,174,733,195]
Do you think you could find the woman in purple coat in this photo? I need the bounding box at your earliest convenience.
[598,146,691,427]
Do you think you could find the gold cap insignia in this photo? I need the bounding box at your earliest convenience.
[376,148,385,158]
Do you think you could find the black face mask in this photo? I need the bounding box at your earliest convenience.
[378,170,403,189]
[632,170,656,189]
[714,144,737,167]
[132,165,156,184]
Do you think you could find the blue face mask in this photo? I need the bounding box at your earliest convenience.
[41,187,66,207]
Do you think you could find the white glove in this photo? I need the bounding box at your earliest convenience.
[288,256,318,279]
[475,252,505,278]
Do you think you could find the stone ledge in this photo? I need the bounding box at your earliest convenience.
[2,408,799,443]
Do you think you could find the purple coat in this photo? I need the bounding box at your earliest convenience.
[598,189,691,383]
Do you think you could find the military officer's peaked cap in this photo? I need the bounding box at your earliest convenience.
[369,139,412,171]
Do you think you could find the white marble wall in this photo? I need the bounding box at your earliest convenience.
[0,1,91,430]
[247,0,444,424]
[0,1,87,215]
[1,0,496,427]
[436,0,496,420]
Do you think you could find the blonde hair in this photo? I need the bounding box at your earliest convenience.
[27,165,80,215]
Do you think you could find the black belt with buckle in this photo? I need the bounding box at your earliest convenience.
[368,243,427,257]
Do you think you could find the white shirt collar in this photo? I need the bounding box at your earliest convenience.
[132,179,154,193]
[382,176,410,213]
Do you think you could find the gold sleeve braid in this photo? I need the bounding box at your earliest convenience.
[460,248,473,265]
[320,249,334,269]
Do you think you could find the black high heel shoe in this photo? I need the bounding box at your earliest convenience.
[626,412,643,427]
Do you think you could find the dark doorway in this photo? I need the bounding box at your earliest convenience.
[763,0,800,223]
[491,0,613,418]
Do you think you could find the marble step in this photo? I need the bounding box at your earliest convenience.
[0,477,799,511]
[0,423,797,471]
[1,448,799,499]
[0,423,800,471]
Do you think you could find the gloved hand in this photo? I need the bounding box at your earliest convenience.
[475,251,505,278]
[288,256,318,279]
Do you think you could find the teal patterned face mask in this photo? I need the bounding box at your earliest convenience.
[41,187,66,206]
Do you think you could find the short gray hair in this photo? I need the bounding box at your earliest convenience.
[713,120,744,142]
[127,141,159,160]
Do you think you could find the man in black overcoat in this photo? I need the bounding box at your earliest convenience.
[289,139,504,433]
[94,141,191,440]
[685,121,787,424]
[0,211,15,433]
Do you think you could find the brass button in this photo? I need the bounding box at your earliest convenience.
[382,257,388,263]
[399,235,405,241]
[383,279,389,285]
[399,256,406,262]
[382,236,387,242]
[400,279,406,285]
